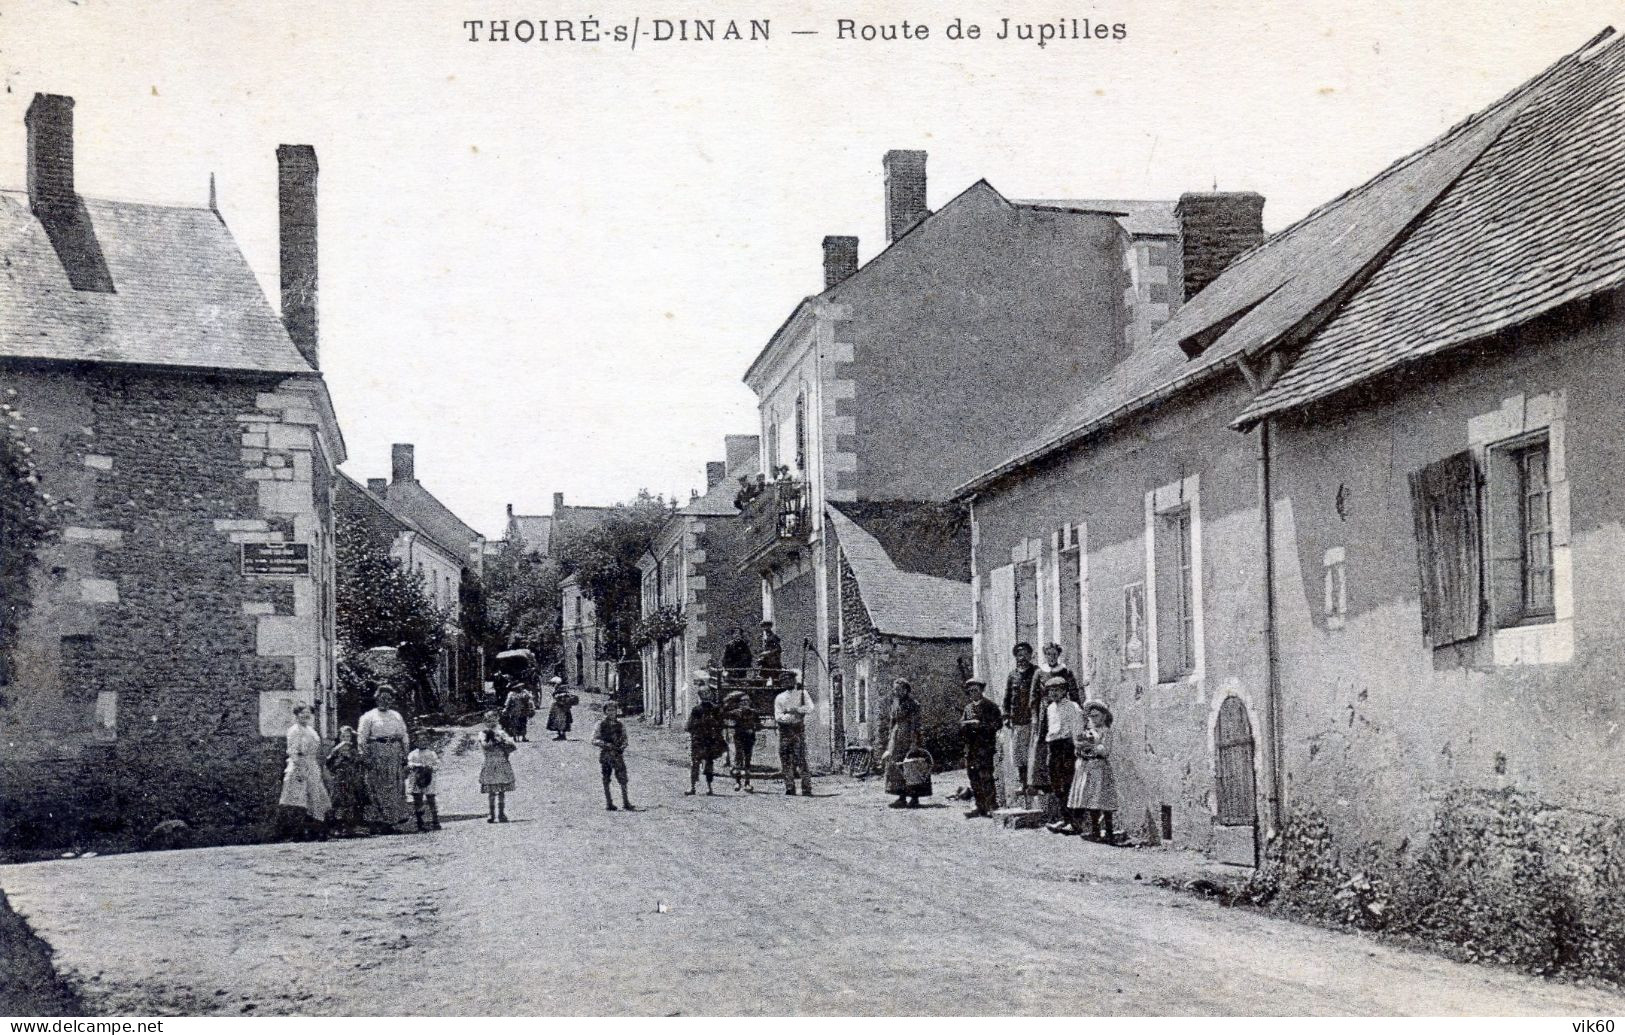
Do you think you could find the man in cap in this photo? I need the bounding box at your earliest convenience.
[1003,642,1040,790]
[685,672,726,796]
[959,677,1002,818]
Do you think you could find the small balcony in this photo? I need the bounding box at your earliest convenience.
[740,479,811,569]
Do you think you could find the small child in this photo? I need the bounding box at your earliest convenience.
[325,725,367,836]
[479,710,517,823]
[731,698,759,792]
[406,729,442,832]
[1071,701,1120,844]
[592,702,635,812]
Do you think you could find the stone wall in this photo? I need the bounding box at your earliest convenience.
[0,362,337,848]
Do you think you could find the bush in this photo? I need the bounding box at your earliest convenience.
[1249,793,1625,983]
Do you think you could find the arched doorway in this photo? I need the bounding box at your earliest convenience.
[575,643,585,687]
[1213,695,1259,866]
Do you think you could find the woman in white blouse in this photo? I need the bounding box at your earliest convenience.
[357,686,412,833]
[278,703,331,839]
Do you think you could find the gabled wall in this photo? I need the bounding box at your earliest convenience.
[828,184,1131,504]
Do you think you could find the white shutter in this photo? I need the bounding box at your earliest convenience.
[986,564,1016,690]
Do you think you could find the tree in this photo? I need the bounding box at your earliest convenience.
[555,490,674,662]
[482,535,562,666]
[335,511,448,720]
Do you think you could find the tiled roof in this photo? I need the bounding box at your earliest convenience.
[510,514,552,556]
[956,29,1625,495]
[383,481,483,563]
[679,483,743,518]
[0,191,313,374]
[826,504,972,641]
[1014,198,1179,236]
[337,472,462,564]
[1236,29,1625,425]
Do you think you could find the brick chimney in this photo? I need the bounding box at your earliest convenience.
[277,144,320,369]
[706,462,727,489]
[822,235,858,289]
[553,492,564,512]
[1175,192,1265,302]
[25,94,75,213]
[367,477,387,493]
[391,444,415,484]
[883,150,928,242]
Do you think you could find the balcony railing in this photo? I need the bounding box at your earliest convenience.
[740,479,811,566]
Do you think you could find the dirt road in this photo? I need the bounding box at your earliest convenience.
[3,715,1620,1016]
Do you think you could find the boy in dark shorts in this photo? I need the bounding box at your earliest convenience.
[592,702,635,812]
[730,696,759,792]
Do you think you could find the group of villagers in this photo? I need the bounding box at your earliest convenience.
[275,685,444,839]
[276,678,634,834]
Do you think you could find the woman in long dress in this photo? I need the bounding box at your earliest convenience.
[357,686,412,833]
[882,679,925,809]
[278,703,331,840]
[545,677,575,741]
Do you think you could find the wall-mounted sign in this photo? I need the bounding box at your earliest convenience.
[242,542,311,576]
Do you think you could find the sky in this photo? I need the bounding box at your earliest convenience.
[2,0,1618,538]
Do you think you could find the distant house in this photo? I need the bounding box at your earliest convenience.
[741,147,1262,768]
[0,95,345,845]
[378,443,485,579]
[638,436,760,722]
[957,29,1625,865]
[335,472,470,711]
[560,573,609,690]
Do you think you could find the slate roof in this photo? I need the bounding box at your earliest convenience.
[826,504,972,641]
[957,28,1625,495]
[510,514,552,556]
[338,472,463,564]
[0,191,314,375]
[382,481,483,564]
[1235,28,1625,426]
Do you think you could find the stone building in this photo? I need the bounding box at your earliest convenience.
[824,503,972,768]
[957,29,1625,867]
[741,146,1262,768]
[637,435,760,723]
[335,472,468,712]
[560,574,611,690]
[0,95,345,845]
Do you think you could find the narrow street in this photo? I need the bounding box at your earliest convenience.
[3,706,1620,1017]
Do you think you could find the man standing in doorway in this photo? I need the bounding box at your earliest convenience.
[1003,642,1040,791]
[774,681,814,796]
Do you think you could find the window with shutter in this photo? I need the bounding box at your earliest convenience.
[1407,450,1483,646]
